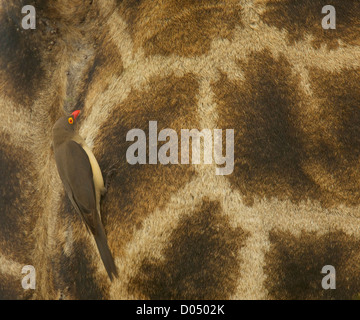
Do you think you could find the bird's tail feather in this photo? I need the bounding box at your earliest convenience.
[93,216,118,281]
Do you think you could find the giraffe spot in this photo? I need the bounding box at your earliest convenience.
[262,0,360,49]
[0,0,101,109]
[264,230,360,300]
[129,199,247,299]
[58,239,107,299]
[0,2,45,106]
[0,134,38,262]
[0,273,33,300]
[300,67,360,206]
[118,0,243,57]
[94,73,199,253]
[213,49,320,206]
[214,50,360,207]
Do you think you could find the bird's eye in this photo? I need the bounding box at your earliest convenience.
[68,117,73,125]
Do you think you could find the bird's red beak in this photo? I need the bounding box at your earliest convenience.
[71,110,81,121]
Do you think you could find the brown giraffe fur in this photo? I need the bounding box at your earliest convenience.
[0,0,359,299]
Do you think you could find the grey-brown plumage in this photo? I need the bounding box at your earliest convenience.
[52,110,118,281]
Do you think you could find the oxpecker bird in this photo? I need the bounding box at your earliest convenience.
[52,110,118,281]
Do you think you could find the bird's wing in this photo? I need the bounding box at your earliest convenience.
[55,140,97,233]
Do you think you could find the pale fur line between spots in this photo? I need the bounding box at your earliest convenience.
[0,255,25,278]
[108,11,136,69]
[258,198,360,237]
[0,96,41,145]
[235,230,270,299]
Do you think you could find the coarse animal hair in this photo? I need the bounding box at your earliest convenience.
[0,0,359,299]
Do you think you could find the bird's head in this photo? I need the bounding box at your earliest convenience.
[52,110,81,145]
